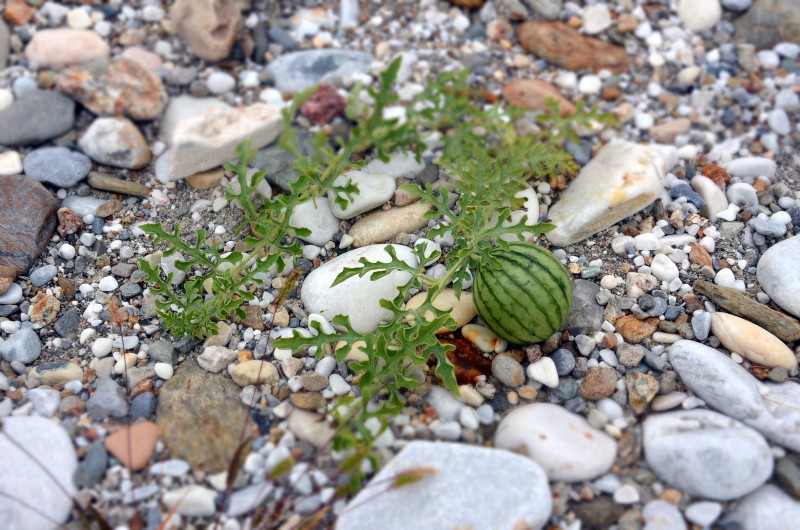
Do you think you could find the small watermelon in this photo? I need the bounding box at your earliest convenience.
[473,243,573,344]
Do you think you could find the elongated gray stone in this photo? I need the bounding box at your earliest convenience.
[266,49,373,93]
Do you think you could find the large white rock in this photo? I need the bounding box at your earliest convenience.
[728,485,800,530]
[711,312,798,370]
[289,197,340,246]
[0,417,77,530]
[669,340,800,452]
[757,235,800,319]
[328,171,396,219]
[643,409,773,500]
[335,441,552,530]
[677,0,721,33]
[158,95,228,146]
[546,142,666,247]
[494,403,617,482]
[301,244,419,333]
[168,104,282,180]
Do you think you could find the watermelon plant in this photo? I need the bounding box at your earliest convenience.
[141,57,614,496]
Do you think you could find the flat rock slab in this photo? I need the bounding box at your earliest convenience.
[0,416,77,530]
[517,21,629,73]
[669,340,800,452]
[0,175,58,278]
[546,142,665,247]
[335,441,552,530]
[156,360,250,474]
[693,280,800,342]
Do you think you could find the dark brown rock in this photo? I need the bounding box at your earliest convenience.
[693,280,800,342]
[57,207,84,237]
[517,21,629,73]
[573,496,626,529]
[156,360,251,473]
[734,0,800,50]
[0,176,58,277]
[56,58,167,121]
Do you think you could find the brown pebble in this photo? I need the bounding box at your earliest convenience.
[104,421,159,471]
[289,391,326,411]
[615,315,660,344]
[579,367,618,401]
[518,385,538,401]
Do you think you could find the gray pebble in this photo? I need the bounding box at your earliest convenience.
[0,328,41,364]
[30,264,58,286]
[691,311,712,341]
[550,349,576,376]
[73,441,109,488]
[54,309,81,338]
[23,147,91,188]
[131,392,157,419]
[86,377,128,420]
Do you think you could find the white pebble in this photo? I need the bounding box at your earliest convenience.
[59,244,76,260]
[154,362,174,379]
[98,276,119,292]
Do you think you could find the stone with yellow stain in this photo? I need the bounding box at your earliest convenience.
[228,360,279,387]
[337,340,369,363]
[546,142,666,247]
[403,289,477,334]
[462,323,507,353]
[711,312,798,370]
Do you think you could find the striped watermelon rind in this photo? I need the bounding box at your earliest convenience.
[473,243,573,344]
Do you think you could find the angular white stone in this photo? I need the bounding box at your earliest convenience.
[691,175,729,222]
[669,340,800,452]
[301,244,418,333]
[336,441,552,530]
[526,357,559,388]
[546,142,666,247]
[158,96,228,146]
[643,409,773,500]
[757,235,800,319]
[328,171,396,219]
[168,104,282,180]
[494,403,617,482]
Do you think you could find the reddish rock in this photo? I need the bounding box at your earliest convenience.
[104,421,159,471]
[300,83,347,125]
[170,0,241,62]
[57,207,83,237]
[0,176,57,278]
[56,58,167,121]
[4,0,36,26]
[615,315,660,343]
[502,79,575,116]
[702,163,730,189]
[649,118,691,143]
[28,294,60,325]
[689,243,713,268]
[517,21,629,73]
[579,367,618,400]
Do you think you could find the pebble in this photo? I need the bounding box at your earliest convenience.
[154,362,174,379]
[162,486,217,517]
[328,171,396,219]
[526,357,559,388]
[0,90,76,146]
[0,417,77,530]
[79,117,151,169]
[677,0,722,32]
[28,388,61,417]
[669,340,800,452]
[336,441,551,530]
[403,289,477,334]
[494,403,617,482]
[170,0,241,62]
[348,201,432,247]
[104,421,159,471]
[711,312,798,370]
[685,502,723,527]
[643,500,685,530]
[364,152,426,180]
[206,71,236,94]
[0,283,22,304]
[547,142,665,247]
[198,346,237,373]
[644,409,773,500]
[0,328,41,364]
[301,244,418,333]
[25,29,110,68]
[727,157,777,179]
[0,150,23,175]
[289,197,340,246]
[229,360,279,387]
[86,376,128,420]
[265,49,374,93]
[98,276,119,292]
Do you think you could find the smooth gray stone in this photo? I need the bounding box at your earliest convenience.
[725,485,800,530]
[24,147,91,187]
[644,409,773,500]
[336,441,552,530]
[0,91,75,146]
[266,49,373,93]
[0,328,41,364]
[0,19,9,68]
[757,235,800,318]
[669,340,800,452]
